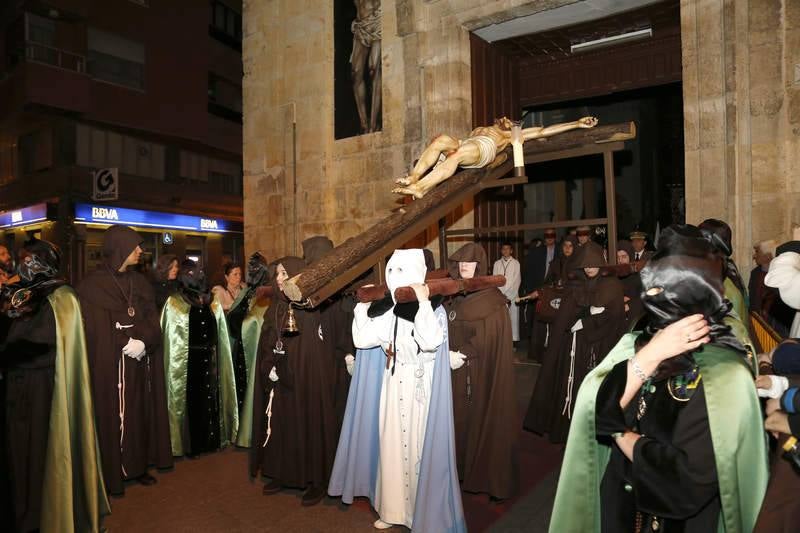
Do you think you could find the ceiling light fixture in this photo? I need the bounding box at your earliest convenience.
[570,27,653,53]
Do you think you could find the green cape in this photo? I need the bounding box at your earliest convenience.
[161,295,239,456]
[724,278,749,329]
[42,286,111,533]
[234,298,269,447]
[549,333,768,533]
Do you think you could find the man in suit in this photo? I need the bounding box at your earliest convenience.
[630,230,653,262]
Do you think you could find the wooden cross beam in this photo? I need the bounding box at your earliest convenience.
[281,121,636,307]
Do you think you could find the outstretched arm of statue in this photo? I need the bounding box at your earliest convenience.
[521,116,598,141]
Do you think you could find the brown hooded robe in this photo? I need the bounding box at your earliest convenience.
[302,236,355,429]
[524,243,625,443]
[445,243,518,499]
[250,257,339,490]
[77,226,173,494]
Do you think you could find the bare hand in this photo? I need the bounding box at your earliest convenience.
[637,314,710,366]
[409,283,430,302]
[578,116,599,128]
[756,375,773,390]
[766,398,781,416]
[765,411,792,436]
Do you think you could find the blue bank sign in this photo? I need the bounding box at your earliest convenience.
[0,203,49,229]
[74,203,242,233]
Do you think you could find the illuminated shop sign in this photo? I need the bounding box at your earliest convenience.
[0,203,49,229]
[74,203,242,233]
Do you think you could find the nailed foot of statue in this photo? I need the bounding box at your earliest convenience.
[391,185,425,199]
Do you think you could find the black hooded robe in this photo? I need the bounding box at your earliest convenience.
[77,226,173,494]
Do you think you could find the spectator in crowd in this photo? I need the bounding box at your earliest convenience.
[493,242,522,345]
[0,244,12,285]
[750,240,775,317]
[629,230,652,262]
[616,239,645,326]
[212,262,247,313]
[152,254,180,311]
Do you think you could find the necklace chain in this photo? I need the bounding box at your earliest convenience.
[107,266,135,317]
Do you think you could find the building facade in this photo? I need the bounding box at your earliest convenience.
[0,0,244,283]
[242,0,800,276]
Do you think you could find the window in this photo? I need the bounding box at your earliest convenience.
[76,123,165,180]
[208,73,242,122]
[210,1,242,48]
[87,28,145,90]
[26,13,55,46]
[18,129,52,174]
[179,150,242,194]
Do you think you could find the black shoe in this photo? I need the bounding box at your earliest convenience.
[301,486,325,506]
[262,479,282,495]
[137,473,157,486]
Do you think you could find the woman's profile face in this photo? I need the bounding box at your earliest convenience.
[226,267,242,287]
[276,264,289,291]
[168,260,179,280]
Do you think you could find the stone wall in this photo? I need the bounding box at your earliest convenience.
[244,0,800,275]
[681,0,800,271]
[242,0,578,262]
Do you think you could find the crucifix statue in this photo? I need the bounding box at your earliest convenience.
[392,116,599,199]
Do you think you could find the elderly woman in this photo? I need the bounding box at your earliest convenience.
[549,225,767,533]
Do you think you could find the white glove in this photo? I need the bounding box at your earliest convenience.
[449,350,466,370]
[589,306,605,315]
[122,338,146,360]
[344,354,355,376]
[268,366,279,382]
[571,319,584,333]
[757,375,790,398]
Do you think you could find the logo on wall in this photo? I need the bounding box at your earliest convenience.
[92,168,119,201]
[162,232,174,245]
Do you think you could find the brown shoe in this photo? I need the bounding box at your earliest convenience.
[301,486,325,506]
[262,479,282,495]
[137,473,157,486]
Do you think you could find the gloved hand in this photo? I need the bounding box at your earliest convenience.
[757,374,789,398]
[345,354,355,376]
[449,350,466,370]
[268,366,279,382]
[122,338,146,360]
[589,306,605,315]
[571,319,584,333]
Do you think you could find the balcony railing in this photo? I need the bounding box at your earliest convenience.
[25,41,86,74]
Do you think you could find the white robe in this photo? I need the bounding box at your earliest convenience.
[352,300,445,528]
[494,256,521,341]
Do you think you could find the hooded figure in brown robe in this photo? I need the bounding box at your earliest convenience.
[250,256,339,506]
[77,225,173,494]
[616,239,645,328]
[302,236,355,429]
[524,242,625,443]
[445,242,518,499]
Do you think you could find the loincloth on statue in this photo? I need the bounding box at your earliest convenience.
[434,135,497,169]
[350,8,382,58]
